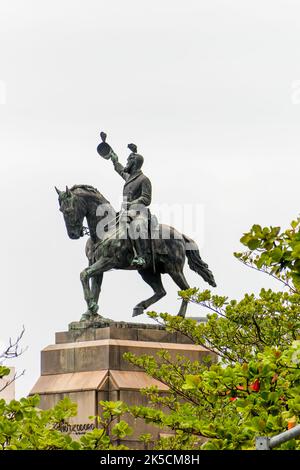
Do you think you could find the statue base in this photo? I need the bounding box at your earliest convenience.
[30,320,215,448]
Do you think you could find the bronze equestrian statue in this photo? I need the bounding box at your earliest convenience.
[56,133,216,321]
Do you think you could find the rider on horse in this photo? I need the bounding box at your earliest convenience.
[97,133,151,268]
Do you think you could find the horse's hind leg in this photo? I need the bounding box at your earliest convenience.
[168,270,190,318]
[133,270,166,317]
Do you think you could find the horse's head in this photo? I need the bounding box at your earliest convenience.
[55,186,86,239]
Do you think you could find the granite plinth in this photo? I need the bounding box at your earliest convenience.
[30,321,215,448]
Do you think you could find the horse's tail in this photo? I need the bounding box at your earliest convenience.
[183,235,217,287]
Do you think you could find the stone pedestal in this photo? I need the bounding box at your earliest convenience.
[30,320,214,448]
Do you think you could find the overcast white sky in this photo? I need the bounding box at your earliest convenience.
[1,0,300,398]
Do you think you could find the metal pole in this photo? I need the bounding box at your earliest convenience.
[256,425,300,450]
[269,425,300,449]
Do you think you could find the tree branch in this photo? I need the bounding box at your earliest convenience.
[0,326,26,361]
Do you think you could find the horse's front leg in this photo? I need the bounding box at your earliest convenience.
[80,258,111,321]
[80,269,98,320]
[91,273,103,306]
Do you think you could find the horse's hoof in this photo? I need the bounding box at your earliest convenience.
[89,302,99,315]
[132,307,144,317]
[80,312,91,321]
[80,312,102,322]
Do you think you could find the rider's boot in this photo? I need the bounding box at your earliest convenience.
[131,237,148,268]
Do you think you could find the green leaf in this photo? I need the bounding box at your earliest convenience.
[0,366,10,379]
[112,421,133,439]
[182,375,201,391]
[240,234,251,246]
[271,247,283,262]
[247,238,260,250]
[291,272,300,290]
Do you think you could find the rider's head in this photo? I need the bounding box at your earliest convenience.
[125,152,144,174]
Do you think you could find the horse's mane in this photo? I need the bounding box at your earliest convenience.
[70,185,110,204]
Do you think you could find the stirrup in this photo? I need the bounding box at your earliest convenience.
[131,256,146,267]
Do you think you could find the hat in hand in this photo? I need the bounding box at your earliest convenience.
[97,131,113,159]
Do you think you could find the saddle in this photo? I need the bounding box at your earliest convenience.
[149,237,168,255]
[147,214,168,255]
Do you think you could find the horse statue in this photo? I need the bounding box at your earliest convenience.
[56,184,216,321]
